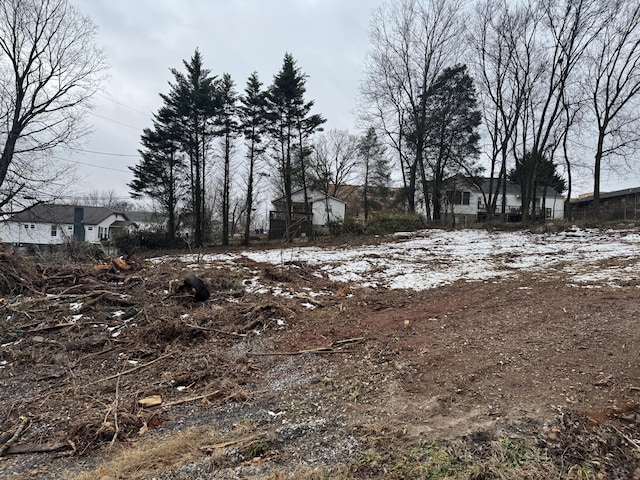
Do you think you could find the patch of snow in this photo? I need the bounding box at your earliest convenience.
[152,228,640,294]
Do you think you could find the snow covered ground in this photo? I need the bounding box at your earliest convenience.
[158,227,640,292]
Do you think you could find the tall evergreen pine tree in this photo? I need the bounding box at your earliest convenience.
[267,54,325,237]
[161,49,220,246]
[240,72,269,246]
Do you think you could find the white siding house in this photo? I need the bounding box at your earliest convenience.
[0,204,132,246]
[269,189,347,239]
[441,177,565,224]
[291,190,346,230]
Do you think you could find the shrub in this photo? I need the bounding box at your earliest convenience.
[327,214,426,237]
[365,213,426,235]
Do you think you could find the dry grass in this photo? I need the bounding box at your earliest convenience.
[69,426,220,480]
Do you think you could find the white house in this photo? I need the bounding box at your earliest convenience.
[442,177,565,224]
[126,211,167,231]
[269,189,347,238]
[0,204,132,246]
[292,190,346,230]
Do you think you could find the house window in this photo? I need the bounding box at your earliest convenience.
[98,226,109,240]
[51,225,57,237]
[87,226,93,231]
[24,224,29,229]
[30,224,35,229]
[450,191,471,206]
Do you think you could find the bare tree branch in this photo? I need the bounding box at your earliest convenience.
[0,0,107,209]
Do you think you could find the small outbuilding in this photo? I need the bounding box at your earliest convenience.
[269,189,347,239]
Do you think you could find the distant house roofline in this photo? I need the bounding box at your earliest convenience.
[444,175,565,197]
[571,186,640,204]
[272,189,347,206]
[6,204,130,225]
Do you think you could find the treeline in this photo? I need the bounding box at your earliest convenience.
[129,51,393,246]
[131,0,640,244]
[362,0,640,221]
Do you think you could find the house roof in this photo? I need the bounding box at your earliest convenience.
[447,176,564,197]
[571,186,640,204]
[110,220,131,228]
[125,211,166,223]
[475,178,522,196]
[8,204,130,225]
[273,189,347,205]
[305,191,347,204]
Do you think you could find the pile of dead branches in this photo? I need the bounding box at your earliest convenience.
[0,248,42,295]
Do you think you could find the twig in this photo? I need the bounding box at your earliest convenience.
[248,347,352,356]
[162,390,221,408]
[2,442,72,455]
[110,370,123,445]
[25,322,76,333]
[331,337,365,347]
[86,352,175,386]
[184,323,247,337]
[0,416,30,457]
[612,426,640,452]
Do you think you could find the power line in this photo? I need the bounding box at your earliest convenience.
[88,111,143,131]
[59,195,133,200]
[70,147,138,157]
[53,156,132,173]
[97,92,150,117]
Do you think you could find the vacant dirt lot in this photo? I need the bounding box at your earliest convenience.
[1,227,639,479]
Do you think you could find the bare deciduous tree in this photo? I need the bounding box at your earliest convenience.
[0,0,107,209]
[584,1,640,215]
[360,0,465,215]
[310,129,359,197]
[468,0,526,219]
[84,189,134,212]
[310,129,359,224]
[504,0,602,220]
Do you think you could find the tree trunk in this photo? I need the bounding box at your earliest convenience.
[243,142,255,247]
[593,132,605,218]
[222,132,231,247]
[0,128,19,193]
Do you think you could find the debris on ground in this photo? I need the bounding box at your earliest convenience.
[1,229,640,479]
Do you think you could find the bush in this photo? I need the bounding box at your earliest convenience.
[329,214,426,237]
[330,219,366,236]
[113,230,186,255]
[365,213,427,235]
[24,240,107,264]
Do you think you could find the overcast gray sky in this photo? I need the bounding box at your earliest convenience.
[68,0,384,201]
[67,0,640,201]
